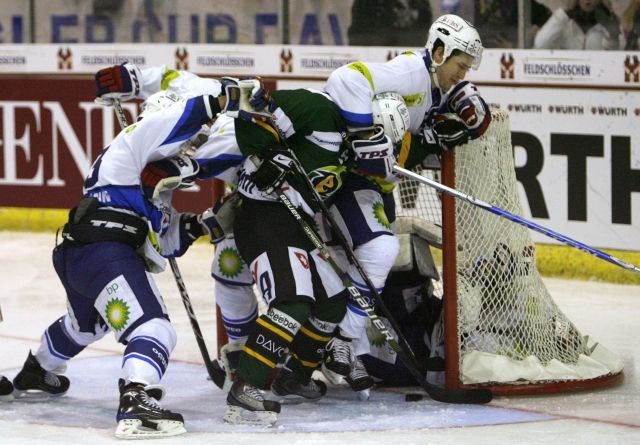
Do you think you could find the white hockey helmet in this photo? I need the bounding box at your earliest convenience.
[371,92,410,145]
[138,90,183,121]
[425,14,483,70]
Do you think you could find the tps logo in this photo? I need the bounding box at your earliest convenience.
[500,53,515,79]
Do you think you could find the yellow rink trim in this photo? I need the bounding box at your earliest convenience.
[0,207,68,232]
[1,206,639,285]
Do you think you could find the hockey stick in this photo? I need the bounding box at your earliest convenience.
[110,99,224,387]
[274,187,490,404]
[392,165,640,274]
[262,118,491,404]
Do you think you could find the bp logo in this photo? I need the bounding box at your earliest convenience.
[218,247,245,278]
[105,298,130,331]
[372,201,391,229]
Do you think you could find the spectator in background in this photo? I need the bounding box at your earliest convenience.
[348,0,432,46]
[474,0,518,48]
[534,0,619,49]
[531,1,553,45]
[473,1,552,49]
[621,0,640,49]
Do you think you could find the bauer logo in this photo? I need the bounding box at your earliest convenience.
[175,47,188,70]
[624,55,639,82]
[280,49,293,72]
[57,47,72,70]
[500,53,515,79]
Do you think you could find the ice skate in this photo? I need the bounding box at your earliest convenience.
[115,381,186,439]
[271,366,327,404]
[346,358,374,401]
[0,375,14,401]
[12,351,69,400]
[322,334,354,382]
[224,379,280,426]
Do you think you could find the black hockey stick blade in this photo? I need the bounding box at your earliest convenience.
[208,359,227,389]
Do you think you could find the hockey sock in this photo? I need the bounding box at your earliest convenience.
[290,316,338,378]
[236,302,309,389]
[36,316,88,370]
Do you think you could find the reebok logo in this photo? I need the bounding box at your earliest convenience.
[267,308,299,334]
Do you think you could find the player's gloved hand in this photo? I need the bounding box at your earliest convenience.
[447,81,490,137]
[351,125,396,178]
[195,192,241,244]
[250,149,294,196]
[221,77,273,123]
[196,207,225,244]
[422,116,469,153]
[95,63,142,105]
[141,155,200,200]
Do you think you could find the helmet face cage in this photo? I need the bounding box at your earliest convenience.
[371,92,410,145]
[425,14,483,70]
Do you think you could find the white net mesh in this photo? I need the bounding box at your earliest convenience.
[393,108,623,388]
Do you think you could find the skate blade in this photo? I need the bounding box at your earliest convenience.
[223,405,277,426]
[0,393,14,402]
[12,389,67,401]
[356,388,370,401]
[115,418,187,439]
[320,364,344,385]
[268,391,321,405]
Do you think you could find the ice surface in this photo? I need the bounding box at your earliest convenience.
[0,232,638,444]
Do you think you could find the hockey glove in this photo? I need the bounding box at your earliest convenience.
[94,63,142,105]
[221,77,273,123]
[447,81,491,138]
[423,117,469,153]
[351,126,396,179]
[196,207,225,244]
[195,192,241,244]
[141,155,200,200]
[250,149,294,196]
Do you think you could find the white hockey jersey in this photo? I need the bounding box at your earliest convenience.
[324,51,449,134]
[137,66,245,185]
[83,94,217,268]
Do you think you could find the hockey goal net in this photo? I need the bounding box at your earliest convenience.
[393,108,624,394]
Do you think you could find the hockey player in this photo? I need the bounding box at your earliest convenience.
[359,218,445,388]
[11,89,223,439]
[92,64,402,417]
[94,64,263,387]
[320,14,491,387]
